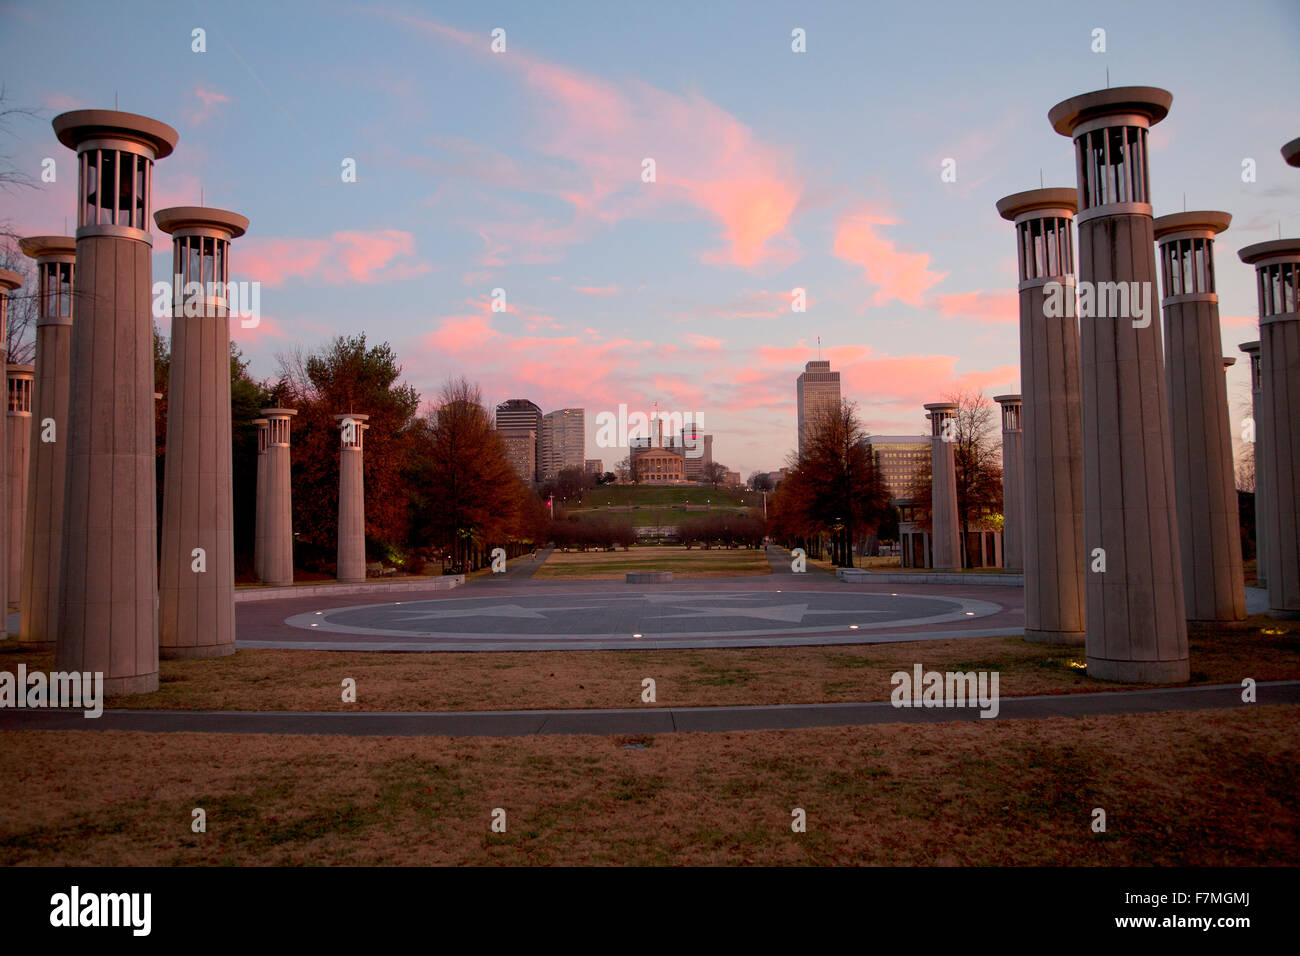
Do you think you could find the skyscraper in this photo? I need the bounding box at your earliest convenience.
[495,398,542,482]
[540,408,585,479]
[796,359,840,458]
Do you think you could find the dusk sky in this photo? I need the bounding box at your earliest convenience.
[3,0,1298,477]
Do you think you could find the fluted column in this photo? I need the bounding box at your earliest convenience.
[1239,239,1300,618]
[1154,212,1245,625]
[259,408,297,585]
[925,402,961,571]
[156,206,249,658]
[51,110,177,694]
[17,237,75,648]
[995,394,1024,573]
[335,414,369,583]
[6,364,33,604]
[253,417,268,582]
[995,188,1085,643]
[1050,87,1187,682]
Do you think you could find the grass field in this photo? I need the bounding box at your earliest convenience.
[2,617,1293,712]
[2,705,1294,865]
[575,486,758,509]
[532,545,769,579]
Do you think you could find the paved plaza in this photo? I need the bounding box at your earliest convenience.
[252,577,1015,651]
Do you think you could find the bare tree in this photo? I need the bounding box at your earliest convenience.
[0,88,43,243]
[0,240,37,363]
[945,388,1002,565]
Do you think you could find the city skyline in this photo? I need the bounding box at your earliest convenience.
[2,1,1297,479]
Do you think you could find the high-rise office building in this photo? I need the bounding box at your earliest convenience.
[495,398,542,482]
[540,408,585,479]
[499,428,537,484]
[864,435,930,500]
[678,422,714,481]
[796,360,840,458]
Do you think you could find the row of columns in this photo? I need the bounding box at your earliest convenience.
[1,109,372,694]
[949,86,1299,683]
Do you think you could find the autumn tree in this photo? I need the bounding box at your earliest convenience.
[410,377,534,570]
[275,333,421,567]
[768,400,890,567]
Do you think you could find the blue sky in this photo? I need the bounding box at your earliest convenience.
[3,0,1298,476]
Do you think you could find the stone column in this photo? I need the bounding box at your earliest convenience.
[52,110,177,695]
[253,417,269,582]
[1239,340,1267,589]
[260,408,297,585]
[995,188,1086,643]
[994,394,1024,573]
[335,414,369,583]
[924,402,961,571]
[17,237,75,648]
[0,269,20,640]
[1050,87,1187,682]
[6,365,33,603]
[155,206,249,658]
[1238,239,1300,618]
[1154,212,1246,625]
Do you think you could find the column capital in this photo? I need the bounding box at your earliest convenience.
[53,109,177,158]
[1153,211,1230,244]
[1049,86,1172,137]
[154,206,248,239]
[996,187,1077,222]
[18,235,76,262]
[1282,136,1300,168]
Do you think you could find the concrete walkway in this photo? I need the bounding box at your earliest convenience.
[765,544,834,575]
[1,680,1292,737]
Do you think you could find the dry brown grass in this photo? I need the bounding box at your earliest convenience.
[2,616,1295,712]
[0,705,1294,865]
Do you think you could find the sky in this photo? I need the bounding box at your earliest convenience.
[2,0,1298,478]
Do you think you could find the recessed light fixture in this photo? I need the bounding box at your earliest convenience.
[633,633,642,638]
[849,625,859,630]
[965,611,975,616]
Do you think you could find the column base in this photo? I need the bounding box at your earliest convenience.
[1267,607,1300,621]
[1024,627,1086,645]
[103,673,159,696]
[337,576,365,585]
[1086,657,1189,684]
[160,643,236,660]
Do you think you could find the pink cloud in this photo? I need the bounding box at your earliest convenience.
[386,13,804,270]
[239,230,428,286]
[682,333,724,350]
[833,206,947,306]
[184,87,231,126]
[931,288,1019,325]
[572,284,620,297]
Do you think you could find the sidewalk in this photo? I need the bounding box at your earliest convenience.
[2,681,1291,737]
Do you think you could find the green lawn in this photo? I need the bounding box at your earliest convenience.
[533,545,769,579]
